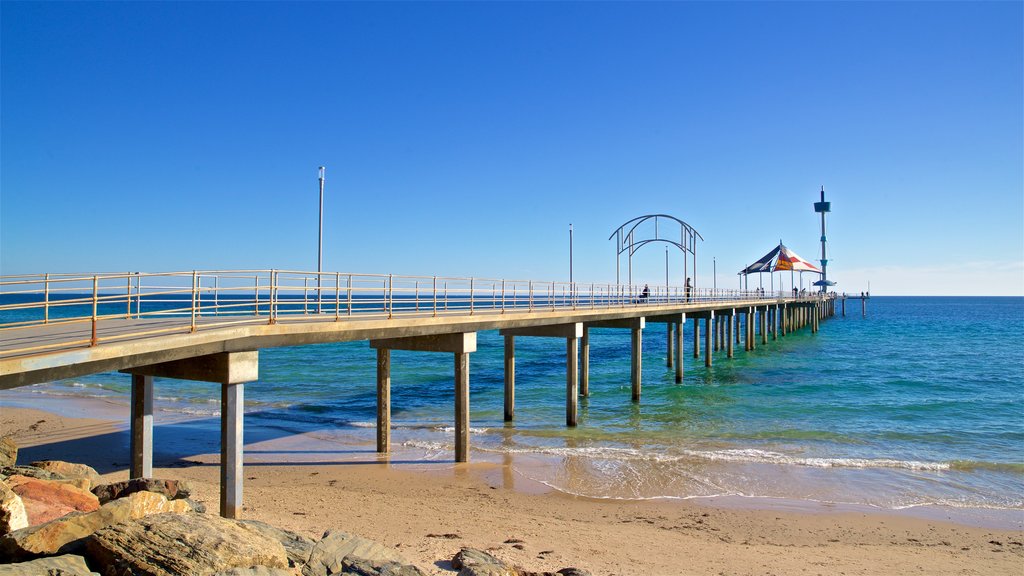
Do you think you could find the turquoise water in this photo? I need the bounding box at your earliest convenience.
[3,296,1023,512]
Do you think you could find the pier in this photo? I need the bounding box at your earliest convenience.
[0,270,837,518]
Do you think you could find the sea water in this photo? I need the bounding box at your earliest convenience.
[2,296,1022,515]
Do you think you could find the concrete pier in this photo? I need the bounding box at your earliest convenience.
[704,313,714,368]
[376,349,391,452]
[587,317,644,402]
[726,310,735,358]
[371,333,477,462]
[500,323,583,426]
[123,351,258,519]
[129,374,153,479]
[580,327,590,396]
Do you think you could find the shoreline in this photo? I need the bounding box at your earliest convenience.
[2,396,1023,574]
[2,391,1021,532]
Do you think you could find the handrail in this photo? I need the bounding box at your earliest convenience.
[0,269,834,358]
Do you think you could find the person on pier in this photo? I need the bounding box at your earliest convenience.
[639,284,650,303]
[685,277,693,302]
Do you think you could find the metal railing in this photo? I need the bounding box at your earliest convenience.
[0,270,827,357]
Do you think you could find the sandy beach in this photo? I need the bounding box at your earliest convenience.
[1,397,1021,576]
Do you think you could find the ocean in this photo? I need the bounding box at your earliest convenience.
[2,296,1022,518]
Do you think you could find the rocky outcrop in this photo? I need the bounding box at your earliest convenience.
[0,553,97,576]
[5,475,100,526]
[212,569,296,576]
[451,548,517,576]
[239,519,314,567]
[1,465,67,482]
[1,490,193,561]
[30,461,102,489]
[0,479,29,535]
[84,512,289,576]
[302,530,425,576]
[0,437,16,468]
[91,478,192,505]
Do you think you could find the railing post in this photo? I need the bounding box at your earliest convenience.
[43,273,50,324]
[191,271,198,332]
[126,274,132,319]
[470,277,475,315]
[347,274,353,316]
[528,281,533,311]
[444,281,448,312]
[551,281,555,311]
[415,281,420,313]
[254,275,260,316]
[90,275,99,346]
[303,277,309,315]
[432,276,437,317]
[387,274,393,319]
[335,272,341,321]
[214,276,220,316]
[269,269,277,325]
[501,280,506,314]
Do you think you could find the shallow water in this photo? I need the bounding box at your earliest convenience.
[3,296,1023,515]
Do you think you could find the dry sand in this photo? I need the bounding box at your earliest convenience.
[1,404,1022,575]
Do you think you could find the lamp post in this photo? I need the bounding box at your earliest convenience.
[317,166,325,313]
[713,257,717,294]
[569,223,574,303]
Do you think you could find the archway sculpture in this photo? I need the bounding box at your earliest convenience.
[609,214,703,289]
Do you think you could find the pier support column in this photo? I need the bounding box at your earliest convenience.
[371,333,477,463]
[666,323,674,368]
[504,335,515,421]
[130,374,153,479]
[501,324,583,422]
[221,382,243,519]
[123,351,258,519]
[735,314,741,345]
[747,308,755,351]
[376,349,390,453]
[566,335,579,427]
[704,314,713,368]
[675,319,684,383]
[726,310,735,358]
[772,305,779,341]
[581,327,590,397]
[455,352,469,462]
[842,298,846,316]
[693,318,700,359]
[761,307,768,345]
[631,326,642,402]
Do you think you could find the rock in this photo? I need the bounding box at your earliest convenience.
[303,529,425,576]
[342,558,427,576]
[212,569,295,576]
[1,490,192,561]
[556,570,591,576]
[182,497,207,513]
[30,461,102,489]
[0,437,16,468]
[91,478,193,505]
[1,465,66,482]
[239,519,314,567]
[451,548,517,576]
[5,474,100,525]
[0,553,97,576]
[0,479,28,535]
[84,512,289,576]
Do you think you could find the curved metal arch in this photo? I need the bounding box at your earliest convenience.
[608,214,704,288]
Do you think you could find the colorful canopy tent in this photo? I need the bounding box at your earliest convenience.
[739,243,822,291]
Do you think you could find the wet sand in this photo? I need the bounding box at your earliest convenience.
[1,399,1022,575]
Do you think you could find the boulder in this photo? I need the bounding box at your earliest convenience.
[0,479,28,535]
[239,519,314,567]
[451,548,517,576]
[1,465,67,482]
[0,553,97,576]
[1,490,192,561]
[92,478,193,505]
[84,512,289,576]
[5,474,100,525]
[0,437,16,468]
[213,569,296,576]
[30,461,102,489]
[302,530,425,576]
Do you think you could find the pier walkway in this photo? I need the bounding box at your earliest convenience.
[0,270,836,518]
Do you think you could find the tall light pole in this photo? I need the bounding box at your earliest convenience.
[713,256,717,292]
[569,223,574,287]
[317,166,325,312]
[814,185,831,293]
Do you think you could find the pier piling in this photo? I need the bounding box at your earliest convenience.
[130,374,153,479]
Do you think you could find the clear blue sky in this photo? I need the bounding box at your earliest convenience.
[2,2,1021,295]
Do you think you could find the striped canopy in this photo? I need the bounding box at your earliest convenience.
[740,243,821,275]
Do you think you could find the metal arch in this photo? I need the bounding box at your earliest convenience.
[608,214,704,288]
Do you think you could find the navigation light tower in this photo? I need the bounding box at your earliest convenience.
[813,186,831,293]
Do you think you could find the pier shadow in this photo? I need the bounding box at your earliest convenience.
[11,408,456,474]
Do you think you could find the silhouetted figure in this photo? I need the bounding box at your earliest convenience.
[639,284,650,303]
[685,277,693,303]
